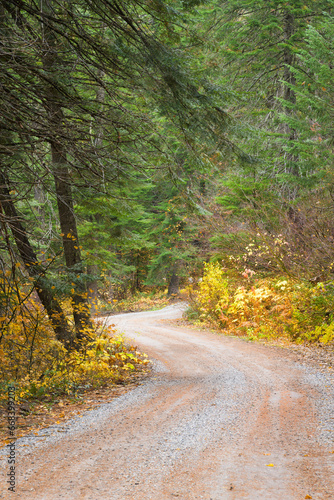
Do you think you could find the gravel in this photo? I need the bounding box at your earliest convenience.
[0,304,333,499]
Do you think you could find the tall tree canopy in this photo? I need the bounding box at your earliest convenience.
[0,0,231,347]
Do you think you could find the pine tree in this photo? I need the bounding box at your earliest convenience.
[281,12,334,181]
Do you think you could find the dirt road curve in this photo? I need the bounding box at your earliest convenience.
[1,304,334,499]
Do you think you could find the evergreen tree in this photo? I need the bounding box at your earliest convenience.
[1,0,232,345]
[203,0,332,184]
[182,1,334,275]
[282,12,334,181]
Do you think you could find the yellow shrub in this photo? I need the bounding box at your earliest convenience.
[187,261,334,344]
[194,262,229,323]
[0,293,149,403]
[298,322,334,344]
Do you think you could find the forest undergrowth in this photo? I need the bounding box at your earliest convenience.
[185,262,334,347]
[0,275,151,412]
[99,289,171,315]
[0,276,181,445]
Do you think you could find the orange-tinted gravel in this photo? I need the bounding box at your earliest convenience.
[1,304,333,499]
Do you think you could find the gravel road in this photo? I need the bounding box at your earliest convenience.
[1,303,334,499]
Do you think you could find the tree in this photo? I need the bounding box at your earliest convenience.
[174,1,334,278]
[203,0,331,182]
[282,12,334,178]
[0,170,74,346]
[1,0,232,346]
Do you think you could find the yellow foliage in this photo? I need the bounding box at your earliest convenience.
[104,290,170,313]
[0,284,149,404]
[187,262,334,344]
[299,322,334,344]
[193,262,229,323]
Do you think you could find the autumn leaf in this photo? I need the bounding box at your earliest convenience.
[266,464,274,467]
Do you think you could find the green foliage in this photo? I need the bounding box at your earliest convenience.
[281,13,334,182]
[195,1,334,280]
[0,0,234,329]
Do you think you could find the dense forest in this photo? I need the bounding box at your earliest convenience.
[1,0,334,399]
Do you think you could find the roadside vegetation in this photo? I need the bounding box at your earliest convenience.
[186,263,334,345]
[0,281,150,445]
[99,289,171,315]
[0,279,150,405]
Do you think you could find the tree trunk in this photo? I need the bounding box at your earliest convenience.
[283,10,299,181]
[87,264,99,316]
[41,0,92,341]
[167,268,180,297]
[51,142,93,341]
[0,169,74,348]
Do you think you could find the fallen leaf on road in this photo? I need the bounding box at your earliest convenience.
[266,464,274,467]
